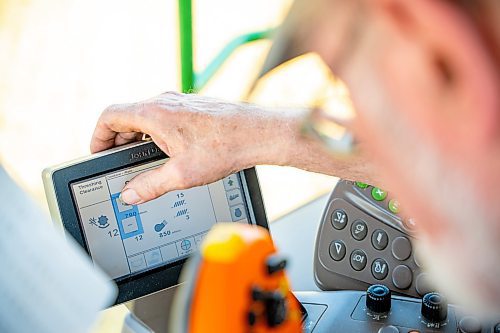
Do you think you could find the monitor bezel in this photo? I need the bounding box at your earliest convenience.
[48,141,269,304]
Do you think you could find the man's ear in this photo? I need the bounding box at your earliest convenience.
[373,0,500,150]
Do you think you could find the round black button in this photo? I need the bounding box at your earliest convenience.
[392,265,413,290]
[378,326,399,333]
[371,259,389,280]
[416,273,433,296]
[329,240,346,261]
[331,209,348,230]
[458,316,481,333]
[351,220,368,241]
[391,236,412,261]
[367,284,392,313]
[350,249,368,271]
[372,229,389,250]
[494,323,500,333]
[421,292,448,323]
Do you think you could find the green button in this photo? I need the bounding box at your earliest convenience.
[371,187,387,201]
[355,181,369,189]
[388,199,400,214]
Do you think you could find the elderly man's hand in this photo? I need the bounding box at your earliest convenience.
[90,92,300,204]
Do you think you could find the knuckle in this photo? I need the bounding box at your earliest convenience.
[101,103,131,125]
[176,177,191,190]
[134,102,161,130]
[161,91,182,98]
[135,102,151,119]
[103,103,122,116]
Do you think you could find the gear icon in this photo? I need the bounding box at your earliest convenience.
[89,215,110,229]
[97,215,109,228]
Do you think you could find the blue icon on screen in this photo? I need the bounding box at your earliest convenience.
[180,239,191,251]
[154,220,167,232]
[89,215,109,229]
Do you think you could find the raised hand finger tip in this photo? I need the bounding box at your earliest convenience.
[120,188,143,205]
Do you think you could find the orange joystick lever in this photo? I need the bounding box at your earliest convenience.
[170,223,303,333]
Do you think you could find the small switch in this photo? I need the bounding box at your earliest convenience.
[248,311,257,326]
[266,254,287,275]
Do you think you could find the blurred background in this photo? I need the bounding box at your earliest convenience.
[0,0,347,331]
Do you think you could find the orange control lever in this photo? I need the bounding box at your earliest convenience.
[170,223,303,333]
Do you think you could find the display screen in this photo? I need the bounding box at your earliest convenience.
[70,159,250,280]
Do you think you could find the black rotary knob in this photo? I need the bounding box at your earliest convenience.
[421,292,448,322]
[366,285,392,313]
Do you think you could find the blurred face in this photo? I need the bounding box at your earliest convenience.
[312,0,500,313]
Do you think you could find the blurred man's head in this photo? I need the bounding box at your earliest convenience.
[287,0,500,313]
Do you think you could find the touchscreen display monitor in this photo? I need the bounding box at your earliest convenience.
[70,159,249,280]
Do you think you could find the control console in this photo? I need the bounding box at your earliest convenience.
[296,285,500,333]
[310,180,499,332]
[314,179,433,298]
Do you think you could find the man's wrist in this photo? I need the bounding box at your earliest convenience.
[232,103,378,184]
[232,105,306,169]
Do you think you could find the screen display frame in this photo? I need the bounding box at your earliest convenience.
[48,141,269,304]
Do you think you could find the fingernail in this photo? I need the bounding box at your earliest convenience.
[121,189,141,205]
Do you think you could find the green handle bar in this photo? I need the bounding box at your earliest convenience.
[178,0,275,93]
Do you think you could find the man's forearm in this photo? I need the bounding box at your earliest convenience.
[236,105,379,184]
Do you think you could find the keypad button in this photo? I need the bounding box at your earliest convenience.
[331,209,348,230]
[378,326,399,333]
[226,188,243,206]
[416,273,433,296]
[223,175,240,191]
[403,218,417,232]
[391,236,412,261]
[355,181,369,189]
[329,240,346,261]
[392,265,413,290]
[350,249,368,271]
[388,199,400,214]
[458,316,482,333]
[371,187,388,201]
[351,220,368,241]
[371,258,389,280]
[372,229,389,250]
[230,204,246,221]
